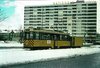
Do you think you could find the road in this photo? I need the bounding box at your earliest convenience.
[1,52,100,68]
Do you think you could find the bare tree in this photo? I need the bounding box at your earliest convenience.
[0,8,9,22]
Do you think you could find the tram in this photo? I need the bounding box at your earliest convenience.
[23,28,83,49]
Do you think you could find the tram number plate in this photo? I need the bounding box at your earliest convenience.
[47,40,51,44]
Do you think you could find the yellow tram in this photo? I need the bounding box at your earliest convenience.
[23,28,83,49]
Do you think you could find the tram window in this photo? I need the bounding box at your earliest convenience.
[36,33,39,40]
[42,34,45,40]
[44,34,50,40]
[33,32,36,39]
[46,34,51,40]
[60,35,65,40]
[62,35,67,40]
[50,34,54,40]
[40,33,43,40]
[54,35,56,40]
[30,32,33,39]
[54,35,60,40]
[43,35,47,40]
[52,34,59,40]
[67,35,72,41]
[23,33,25,38]
[40,33,46,40]
[39,33,42,40]
[25,33,30,39]
[65,35,67,40]
[60,35,62,40]
[40,33,49,40]
[24,33,26,39]
[56,34,60,40]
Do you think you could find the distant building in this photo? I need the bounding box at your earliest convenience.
[94,33,100,44]
[0,30,20,42]
[24,0,97,43]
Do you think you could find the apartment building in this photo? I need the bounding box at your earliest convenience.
[24,0,97,43]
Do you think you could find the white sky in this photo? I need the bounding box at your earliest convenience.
[0,0,100,33]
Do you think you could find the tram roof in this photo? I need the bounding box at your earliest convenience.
[24,29,69,35]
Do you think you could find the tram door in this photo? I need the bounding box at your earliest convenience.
[54,35,57,48]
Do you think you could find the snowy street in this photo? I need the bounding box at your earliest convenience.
[0,41,100,67]
[3,52,100,68]
[0,41,23,48]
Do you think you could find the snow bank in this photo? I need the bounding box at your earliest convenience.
[0,47,100,66]
[0,41,23,47]
[90,45,100,48]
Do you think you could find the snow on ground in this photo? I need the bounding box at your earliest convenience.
[0,46,100,66]
[0,41,23,47]
[0,41,100,66]
[90,45,100,48]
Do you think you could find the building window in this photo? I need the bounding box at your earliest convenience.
[82,4,86,6]
[88,4,96,6]
[88,7,96,9]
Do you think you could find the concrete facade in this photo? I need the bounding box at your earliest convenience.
[24,1,97,43]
